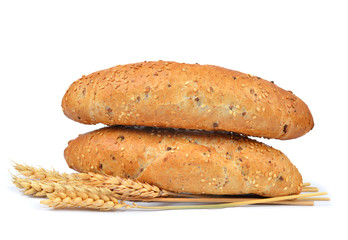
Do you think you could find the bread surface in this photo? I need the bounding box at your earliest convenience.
[64,126,303,197]
[62,61,314,140]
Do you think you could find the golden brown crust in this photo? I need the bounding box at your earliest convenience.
[64,126,303,197]
[61,61,314,140]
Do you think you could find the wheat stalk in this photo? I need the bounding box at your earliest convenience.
[13,163,171,198]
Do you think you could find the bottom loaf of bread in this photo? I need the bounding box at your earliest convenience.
[64,126,302,197]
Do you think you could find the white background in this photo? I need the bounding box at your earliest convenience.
[1,0,347,239]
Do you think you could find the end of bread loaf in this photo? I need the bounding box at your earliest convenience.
[275,88,314,140]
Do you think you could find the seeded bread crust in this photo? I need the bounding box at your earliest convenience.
[64,126,303,197]
[62,61,314,140]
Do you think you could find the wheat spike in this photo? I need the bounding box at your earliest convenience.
[13,163,171,198]
[12,176,55,197]
[13,162,78,181]
[40,184,133,211]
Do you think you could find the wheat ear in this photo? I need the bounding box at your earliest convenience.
[12,176,56,197]
[40,184,133,211]
[13,162,78,181]
[12,175,123,198]
[13,163,171,198]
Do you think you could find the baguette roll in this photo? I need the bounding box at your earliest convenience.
[64,126,303,197]
[62,61,313,140]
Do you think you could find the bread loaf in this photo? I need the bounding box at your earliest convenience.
[64,126,303,197]
[62,61,314,140]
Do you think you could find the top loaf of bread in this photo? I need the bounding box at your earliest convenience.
[62,61,314,140]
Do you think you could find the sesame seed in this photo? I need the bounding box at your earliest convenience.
[229,110,233,114]
[256,107,260,112]
[207,109,211,113]
[201,179,206,182]
[154,95,159,99]
[201,104,206,108]
[236,105,241,109]
[212,178,216,181]
[185,81,189,85]
[283,187,288,190]
[268,177,272,181]
[193,88,198,92]
[185,154,189,157]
